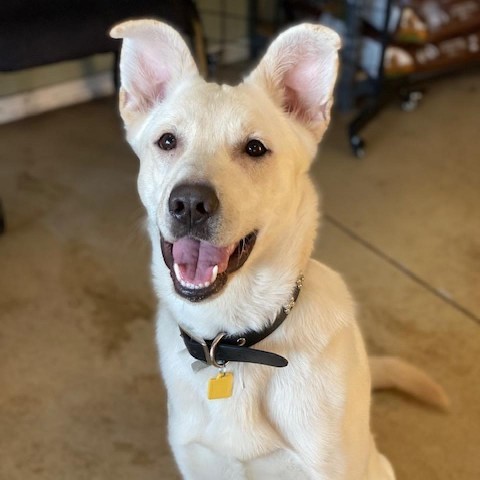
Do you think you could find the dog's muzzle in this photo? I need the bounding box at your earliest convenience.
[160,182,257,301]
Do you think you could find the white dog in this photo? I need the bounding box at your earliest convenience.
[111,20,447,480]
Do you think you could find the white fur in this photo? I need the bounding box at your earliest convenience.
[112,19,396,479]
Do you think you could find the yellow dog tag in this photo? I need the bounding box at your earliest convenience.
[208,371,234,400]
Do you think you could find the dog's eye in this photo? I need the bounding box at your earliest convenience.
[157,133,177,151]
[245,139,268,158]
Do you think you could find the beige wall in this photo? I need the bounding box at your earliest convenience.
[0,54,113,97]
[0,1,272,98]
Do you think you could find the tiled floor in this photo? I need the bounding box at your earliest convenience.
[0,69,479,479]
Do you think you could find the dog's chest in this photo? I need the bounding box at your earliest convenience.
[203,396,282,459]
[157,312,312,473]
[171,371,311,478]
[171,356,286,459]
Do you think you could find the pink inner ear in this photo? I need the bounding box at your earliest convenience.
[124,46,172,112]
[283,55,334,122]
[138,57,170,109]
[285,61,318,96]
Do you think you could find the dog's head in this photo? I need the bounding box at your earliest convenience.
[111,20,340,303]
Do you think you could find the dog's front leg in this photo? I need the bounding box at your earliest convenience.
[170,441,246,480]
[168,415,246,480]
[268,325,387,480]
[164,377,247,480]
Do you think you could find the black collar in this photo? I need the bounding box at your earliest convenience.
[180,274,304,369]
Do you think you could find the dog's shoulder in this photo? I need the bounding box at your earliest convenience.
[285,259,357,346]
[304,259,355,316]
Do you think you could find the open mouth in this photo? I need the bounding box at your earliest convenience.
[160,231,257,302]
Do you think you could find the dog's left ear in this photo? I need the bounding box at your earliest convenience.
[247,24,341,141]
[110,19,199,125]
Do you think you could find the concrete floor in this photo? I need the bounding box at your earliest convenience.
[0,70,479,479]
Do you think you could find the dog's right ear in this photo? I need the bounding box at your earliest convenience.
[110,19,198,125]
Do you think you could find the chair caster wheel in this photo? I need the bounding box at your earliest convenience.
[401,90,423,112]
[350,135,365,158]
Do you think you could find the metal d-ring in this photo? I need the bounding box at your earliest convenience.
[209,332,228,369]
[185,331,213,366]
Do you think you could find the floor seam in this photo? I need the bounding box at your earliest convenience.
[324,214,480,326]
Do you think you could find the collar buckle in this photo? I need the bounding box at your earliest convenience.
[182,330,228,369]
[185,331,212,366]
[209,332,228,368]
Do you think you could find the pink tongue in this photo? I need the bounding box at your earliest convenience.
[172,238,234,284]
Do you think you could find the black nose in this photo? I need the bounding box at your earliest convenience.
[168,183,219,227]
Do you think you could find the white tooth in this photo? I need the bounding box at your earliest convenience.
[197,283,204,289]
[173,263,182,281]
[211,265,218,284]
[204,281,210,288]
